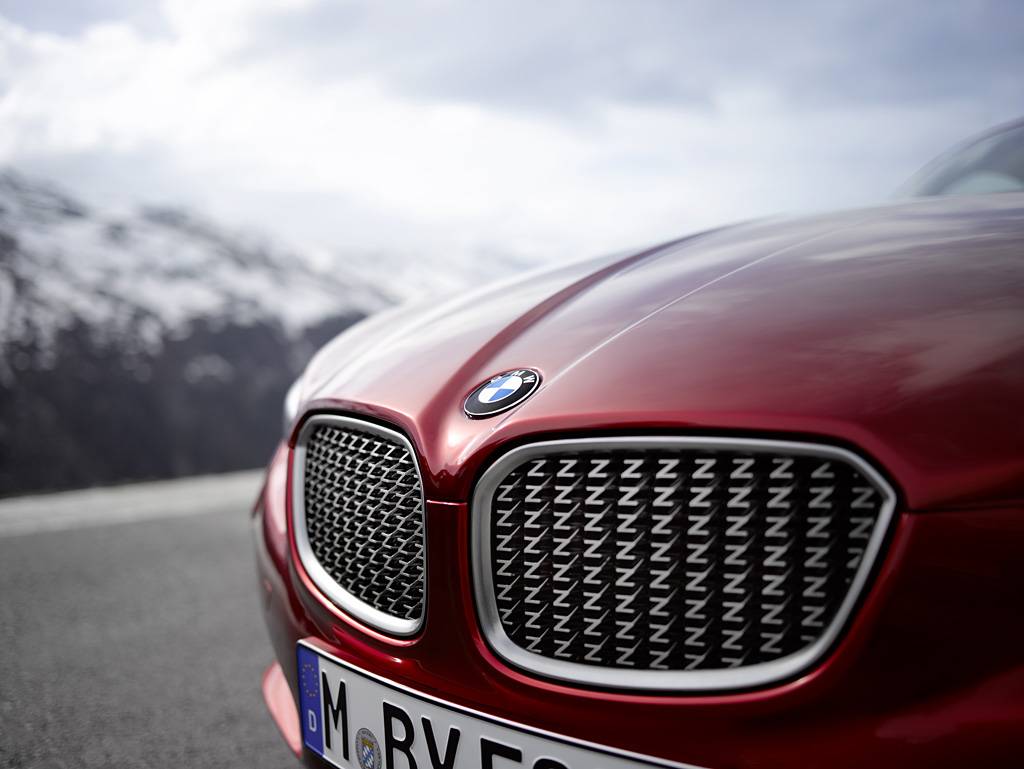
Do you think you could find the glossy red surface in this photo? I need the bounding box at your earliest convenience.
[255,189,1024,767]
[294,193,1024,512]
[262,660,302,757]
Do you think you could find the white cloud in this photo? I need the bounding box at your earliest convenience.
[0,1,1020,264]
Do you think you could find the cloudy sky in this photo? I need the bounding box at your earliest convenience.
[0,0,1021,263]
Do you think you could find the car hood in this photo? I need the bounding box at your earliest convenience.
[298,193,1024,510]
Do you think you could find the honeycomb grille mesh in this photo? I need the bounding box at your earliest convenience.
[303,423,425,622]
[488,445,887,671]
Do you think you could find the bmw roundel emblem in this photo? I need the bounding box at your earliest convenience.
[464,368,542,418]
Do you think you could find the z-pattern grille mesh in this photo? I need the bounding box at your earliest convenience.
[489,446,886,671]
[303,423,425,622]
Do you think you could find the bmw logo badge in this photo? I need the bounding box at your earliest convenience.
[464,368,542,418]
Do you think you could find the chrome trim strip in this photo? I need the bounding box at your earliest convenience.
[292,414,426,637]
[471,436,898,693]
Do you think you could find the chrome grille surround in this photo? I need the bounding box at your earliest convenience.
[292,414,426,637]
[472,436,897,692]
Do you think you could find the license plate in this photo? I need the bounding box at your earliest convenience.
[297,641,691,769]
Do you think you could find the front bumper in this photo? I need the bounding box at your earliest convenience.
[253,443,1024,768]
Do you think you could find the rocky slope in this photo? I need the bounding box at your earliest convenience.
[0,171,395,496]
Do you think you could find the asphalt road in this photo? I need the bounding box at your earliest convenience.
[0,473,298,769]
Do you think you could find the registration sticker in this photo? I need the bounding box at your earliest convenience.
[297,641,696,769]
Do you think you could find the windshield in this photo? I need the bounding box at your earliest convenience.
[896,120,1024,199]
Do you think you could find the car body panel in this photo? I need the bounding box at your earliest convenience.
[293,193,1024,511]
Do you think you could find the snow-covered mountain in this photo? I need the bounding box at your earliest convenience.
[0,171,391,376]
[0,170,544,497]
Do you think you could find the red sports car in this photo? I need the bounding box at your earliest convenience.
[252,119,1024,769]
